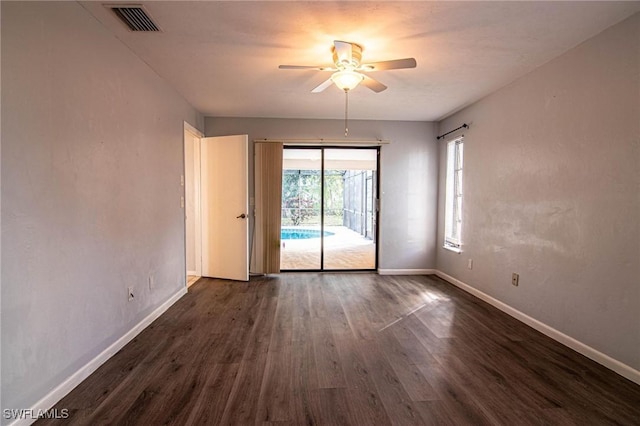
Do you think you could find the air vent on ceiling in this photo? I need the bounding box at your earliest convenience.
[109,5,160,32]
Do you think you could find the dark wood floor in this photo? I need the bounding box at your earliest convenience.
[40,274,640,425]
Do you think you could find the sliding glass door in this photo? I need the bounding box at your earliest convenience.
[280,147,378,271]
[281,148,322,270]
[323,148,377,269]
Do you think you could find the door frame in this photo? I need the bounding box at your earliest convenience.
[183,122,203,284]
[280,145,380,272]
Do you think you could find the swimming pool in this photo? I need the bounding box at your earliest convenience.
[281,228,334,240]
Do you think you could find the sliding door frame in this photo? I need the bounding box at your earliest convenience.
[281,145,380,272]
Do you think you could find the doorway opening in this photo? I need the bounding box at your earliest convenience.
[184,129,250,284]
[280,146,379,271]
[184,123,203,287]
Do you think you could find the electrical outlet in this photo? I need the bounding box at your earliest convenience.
[128,286,135,301]
[468,259,473,270]
[512,273,519,287]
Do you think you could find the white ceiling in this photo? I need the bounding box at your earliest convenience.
[81,1,640,122]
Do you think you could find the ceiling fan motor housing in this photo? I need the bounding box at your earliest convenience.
[332,43,362,69]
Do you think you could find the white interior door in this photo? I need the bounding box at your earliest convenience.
[201,135,249,281]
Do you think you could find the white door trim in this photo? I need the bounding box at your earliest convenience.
[184,122,204,282]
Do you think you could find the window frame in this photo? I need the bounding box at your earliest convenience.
[444,137,464,252]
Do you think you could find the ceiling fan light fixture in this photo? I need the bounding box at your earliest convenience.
[279,40,415,94]
[331,70,364,91]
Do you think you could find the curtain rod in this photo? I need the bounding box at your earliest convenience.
[436,123,468,140]
[254,138,390,146]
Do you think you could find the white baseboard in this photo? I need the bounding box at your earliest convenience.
[10,287,188,426]
[187,270,197,276]
[378,268,436,275]
[434,270,640,385]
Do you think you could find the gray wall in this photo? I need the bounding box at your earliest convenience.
[1,2,202,414]
[205,118,438,270]
[437,13,640,370]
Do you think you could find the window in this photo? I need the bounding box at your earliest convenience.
[444,137,464,251]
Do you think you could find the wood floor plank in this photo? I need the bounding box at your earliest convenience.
[307,274,328,319]
[307,388,352,425]
[387,317,438,366]
[413,400,461,426]
[79,334,190,425]
[311,315,347,389]
[378,329,438,402]
[432,351,550,425]
[213,289,265,364]
[268,278,294,352]
[256,347,293,423]
[402,310,459,356]
[335,275,379,340]
[290,339,318,424]
[359,339,428,425]
[291,277,312,344]
[416,362,494,425]
[183,363,240,426]
[323,279,355,338]
[243,294,279,362]
[37,275,640,426]
[333,337,393,426]
[110,360,204,425]
[218,354,268,425]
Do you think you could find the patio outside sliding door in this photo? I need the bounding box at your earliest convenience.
[280,146,378,271]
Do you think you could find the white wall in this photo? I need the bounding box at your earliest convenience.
[1,2,202,416]
[437,13,639,372]
[205,118,438,271]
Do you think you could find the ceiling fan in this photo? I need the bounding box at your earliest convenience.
[279,40,417,93]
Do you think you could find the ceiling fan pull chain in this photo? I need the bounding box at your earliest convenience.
[345,89,349,137]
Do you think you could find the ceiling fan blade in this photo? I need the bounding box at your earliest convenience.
[333,40,353,66]
[279,65,335,71]
[361,75,387,93]
[360,58,417,71]
[311,78,334,93]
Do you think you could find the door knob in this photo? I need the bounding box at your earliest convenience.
[236,213,247,219]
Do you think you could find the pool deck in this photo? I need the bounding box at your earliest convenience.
[280,225,375,270]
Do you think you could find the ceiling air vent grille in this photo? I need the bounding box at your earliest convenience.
[110,5,160,32]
